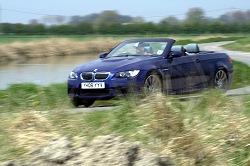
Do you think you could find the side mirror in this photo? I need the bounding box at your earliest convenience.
[169,51,183,58]
[99,52,109,58]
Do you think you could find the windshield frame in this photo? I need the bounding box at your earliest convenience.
[106,38,175,58]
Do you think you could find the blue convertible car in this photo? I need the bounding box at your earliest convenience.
[68,38,234,107]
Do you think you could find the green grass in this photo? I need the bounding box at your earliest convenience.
[0,34,246,45]
[223,37,250,52]
[230,60,250,89]
[0,83,70,112]
[0,34,156,44]
[0,35,101,44]
[0,34,250,164]
[43,92,250,165]
[175,36,244,45]
[0,85,250,165]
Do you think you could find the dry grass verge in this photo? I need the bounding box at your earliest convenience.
[0,38,121,63]
[1,89,250,165]
[9,111,59,151]
[130,92,250,165]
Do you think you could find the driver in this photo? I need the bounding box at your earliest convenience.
[133,42,152,55]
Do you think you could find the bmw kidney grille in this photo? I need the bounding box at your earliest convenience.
[81,72,109,80]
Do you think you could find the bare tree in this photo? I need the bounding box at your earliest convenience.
[29,19,39,25]
[160,16,179,25]
[95,10,120,25]
[185,7,206,23]
[132,16,145,24]
[54,16,66,25]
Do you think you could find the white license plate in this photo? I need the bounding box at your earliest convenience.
[81,82,105,89]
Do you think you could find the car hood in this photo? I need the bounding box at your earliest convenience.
[74,56,153,72]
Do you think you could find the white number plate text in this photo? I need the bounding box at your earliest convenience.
[81,82,105,89]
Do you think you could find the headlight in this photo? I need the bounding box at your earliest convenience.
[115,70,140,78]
[69,71,78,79]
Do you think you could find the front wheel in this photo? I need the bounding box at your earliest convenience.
[143,73,162,95]
[71,98,95,108]
[214,69,228,91]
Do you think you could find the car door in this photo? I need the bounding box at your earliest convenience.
[161,55,200,93]
[194,53,218,89]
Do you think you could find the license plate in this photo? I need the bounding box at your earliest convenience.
[81,82,105,89]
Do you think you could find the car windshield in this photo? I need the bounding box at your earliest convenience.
[107,40,169,57]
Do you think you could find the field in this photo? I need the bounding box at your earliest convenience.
[223,37,250,52]
[0,34,250,165]
[0,34,246,64]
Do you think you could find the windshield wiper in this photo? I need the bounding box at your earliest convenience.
[114,54,141,57]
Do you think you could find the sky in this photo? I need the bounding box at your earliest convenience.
[0,0,250,24]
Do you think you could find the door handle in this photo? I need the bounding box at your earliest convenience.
[162,68,169,71]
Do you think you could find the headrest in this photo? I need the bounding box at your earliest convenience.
[171,45,185,52]
[185,43,199,53]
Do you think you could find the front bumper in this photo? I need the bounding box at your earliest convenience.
[68,73,145,100]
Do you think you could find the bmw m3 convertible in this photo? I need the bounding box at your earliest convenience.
[68,38,234,107]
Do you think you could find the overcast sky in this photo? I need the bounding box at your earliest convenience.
[1,0,250,24]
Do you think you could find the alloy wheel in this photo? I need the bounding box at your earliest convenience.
[215,70,228,90]
[144,74,162,94]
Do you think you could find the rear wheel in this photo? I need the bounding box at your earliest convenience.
[143,73,162,95]
[71,98,95,107]
[214,69,228,91]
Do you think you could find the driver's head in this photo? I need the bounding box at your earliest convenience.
[134,42,145,54]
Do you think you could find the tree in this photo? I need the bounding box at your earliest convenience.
[185,7,206,24]
[29,19,39,25]
[95,10,120,25]
[28,24,46,35]
[132,16,145,24]
[159,16,179,26]
[54,16,66,25]
[231,11,247,24]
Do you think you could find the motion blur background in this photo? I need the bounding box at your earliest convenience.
[0,0,250,34]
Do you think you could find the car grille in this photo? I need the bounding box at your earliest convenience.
[79,89,110,97]
[95,72,109,80]
[81,72,109,80]
[81,72,92,80]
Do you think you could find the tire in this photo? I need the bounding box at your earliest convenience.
[71,97,81,107]
[214,69,228,91]
[143,73,162,95]
[82,99,95,107]
[71,98,95,108]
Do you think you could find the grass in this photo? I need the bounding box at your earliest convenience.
[230,60,250,89]
[0,34,247,64]
[0,58,249,164]
[0,38,122,63]
[0,34,250,164]
[0,34,245,43]
[175,36,244,45]
[223,37,250,52]
[1,90,250,165]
